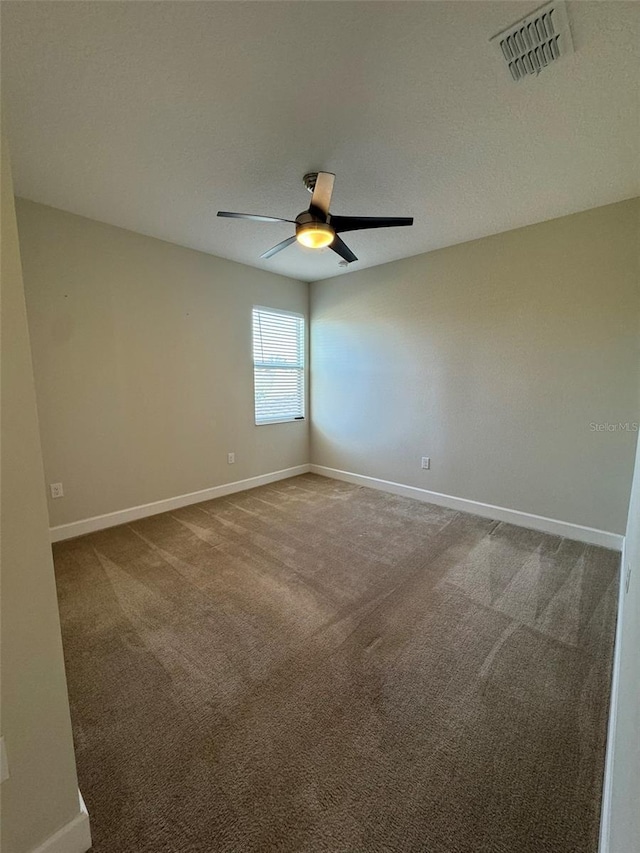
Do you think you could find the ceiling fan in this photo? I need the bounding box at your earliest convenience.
[217,172,414,265]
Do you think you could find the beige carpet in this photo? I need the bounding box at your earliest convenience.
[53,474,619,853]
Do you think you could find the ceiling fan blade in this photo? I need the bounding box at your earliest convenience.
[330,235,358,264]
[260,235,297,260]
[309,172,335,219]
[217,211,294,224]
[330,216,414,233]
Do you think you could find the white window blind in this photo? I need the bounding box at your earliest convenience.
[252,307,305,425]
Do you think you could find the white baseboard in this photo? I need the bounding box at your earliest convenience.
[598,539,626,853]
[310,465,624,551]
[50,465,311,542]
[50,460,623,551]
[30,790,91,853]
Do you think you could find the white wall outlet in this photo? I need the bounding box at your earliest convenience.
[625,563,632,594]
[0,737,9,783]
[49,482,64,499]
[227,452,235,464]
[421,457,430,470]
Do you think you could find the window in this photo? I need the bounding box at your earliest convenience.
[252,307,305,425]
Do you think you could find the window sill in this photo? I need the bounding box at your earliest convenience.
[255,417,305,426]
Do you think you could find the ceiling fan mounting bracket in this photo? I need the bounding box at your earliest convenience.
[303,172,319,194]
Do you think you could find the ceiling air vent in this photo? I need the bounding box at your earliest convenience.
[490,1,574,82]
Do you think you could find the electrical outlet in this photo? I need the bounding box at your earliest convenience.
[49,482,64,499]
[227,452,235,464]
[421,457,430,470]
[0,737,9,783]
[625,564,632,594]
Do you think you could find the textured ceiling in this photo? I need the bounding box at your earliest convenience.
[2,1,639,282]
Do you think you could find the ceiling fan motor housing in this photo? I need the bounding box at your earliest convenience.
[296,210,330,227]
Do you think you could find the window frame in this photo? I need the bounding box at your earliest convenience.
[252,305,306,427]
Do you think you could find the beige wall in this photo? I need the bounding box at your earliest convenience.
[1,140,83,850]
[311,199,640,535]
[16,199,309,529]
[606,402,640,851]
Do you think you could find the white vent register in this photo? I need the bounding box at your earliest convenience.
[491,1,574,82]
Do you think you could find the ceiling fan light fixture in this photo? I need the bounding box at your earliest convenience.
[220,170,413,263]
[296,222,334,250]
